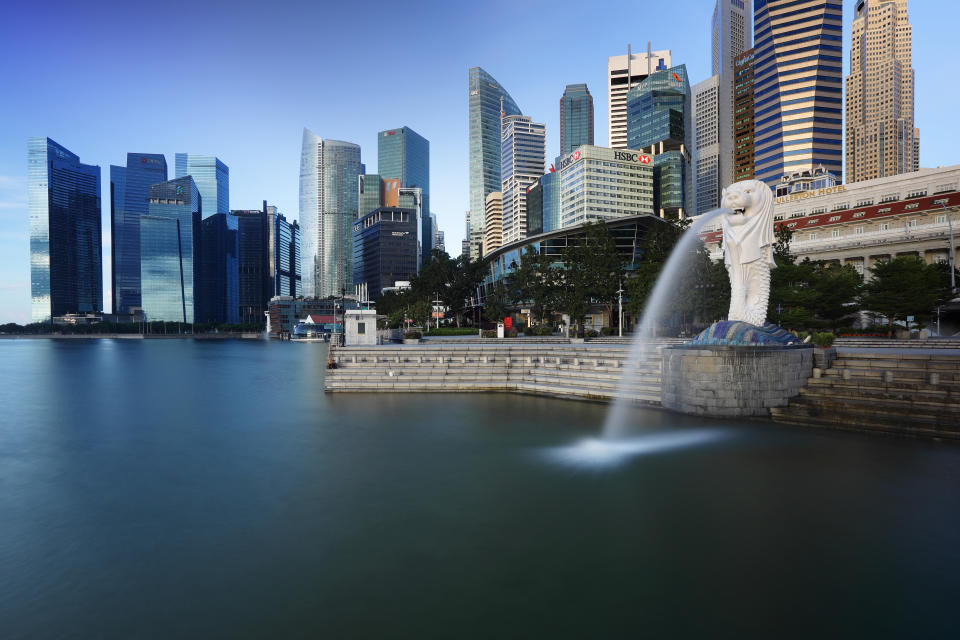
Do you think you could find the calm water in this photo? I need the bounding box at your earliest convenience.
[1,339,958,638]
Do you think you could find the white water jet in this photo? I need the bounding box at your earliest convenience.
[603,208,730,438]
[545,429,729,470]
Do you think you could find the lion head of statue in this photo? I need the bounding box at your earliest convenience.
[721,179,773,219]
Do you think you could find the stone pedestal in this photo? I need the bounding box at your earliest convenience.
[661,345,813,418]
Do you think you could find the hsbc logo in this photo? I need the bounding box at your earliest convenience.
[572,150,581,161]
[614,151,651,164]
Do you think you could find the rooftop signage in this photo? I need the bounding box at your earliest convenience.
[775,185,846,204]
[558,148,651,172]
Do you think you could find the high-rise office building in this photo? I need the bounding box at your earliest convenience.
[557,145,654,228]
[378,127,431,259]
[358,173,383,217]
[198,213,239,324]
[397,187,424,268]
[436,229,445,255]
[713,0,752,191]
[539,171,561,233]
[232,202,301,322]
[110,153,167,315]
[175,154,229,218]
[753,0,844,187]
[273,210,300,299]
[141,177,201,323]
[607,46,671,149]
[693,76,721,215]
[28,137,102,322]
[299,129,361,299]
[483,191,503,257]
[461,211,471,258]
[846,0,917,183]
[734,49,756,181]
[352,207,419,298]
[560,84,594,155]
[500,113,545,245]
[468,67,521,260]
[627,65,692,218]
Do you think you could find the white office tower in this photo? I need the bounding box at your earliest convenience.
[299,128,361,299]
[712,0,751,195]
[693,76,722,214]
[500,113,545,245]
[607,45,671,149]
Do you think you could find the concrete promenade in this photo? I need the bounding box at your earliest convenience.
[326,337,960,440]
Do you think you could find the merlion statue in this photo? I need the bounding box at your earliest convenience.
[720,180,776,327]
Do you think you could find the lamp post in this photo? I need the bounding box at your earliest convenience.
[939,204,956,294]
[340,286,346,346]
[617,279,624,337]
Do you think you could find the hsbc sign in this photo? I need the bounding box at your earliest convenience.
[614,151,651,164]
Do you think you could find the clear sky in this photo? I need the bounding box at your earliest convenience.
[0,0,956,323]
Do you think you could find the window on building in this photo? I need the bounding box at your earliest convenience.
[855,226,864,234]
[833,202,849,211]
[856,199,874,207]
[937,214,947,224]
[832,229,840,238]
[933,183,955,195]
[829,215,841,221]
[909,219,917,227]
[880,223,890,231]
[358,322,365,335]
[880,193,899,203]
[853,212,866,218]
[906,189,927,198]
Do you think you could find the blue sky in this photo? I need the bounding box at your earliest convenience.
[0,0,956,323]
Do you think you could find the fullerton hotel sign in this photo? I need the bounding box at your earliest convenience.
[775,185,846,204]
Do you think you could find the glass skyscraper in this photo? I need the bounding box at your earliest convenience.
[753,0,843,187]
[110,153,167,314]
[378,127,431,260]
[627,65,692,217]
[28,137,102,322]
[299,129,361,299]
[175,153,229,218]
[468,67,521,260]
[352,208,419,299]
[560,84,594,156]
[198,213,239,324]
[358,173,383,217]
[141,177,201,323]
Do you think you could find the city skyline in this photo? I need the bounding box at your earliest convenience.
[1,0,958,322]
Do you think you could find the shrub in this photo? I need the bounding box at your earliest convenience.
[529,325,553,336]
[812,332,835,348]
[425,327,477,336]
[505,328,518,338]
[403,331,422,340]
[794,331,810,342]
[482,330,497,338]
[601,327,616,336]
[584,329,600,338]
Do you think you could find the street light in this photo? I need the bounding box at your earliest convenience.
[938,203,957,294]
[617,279,624,337]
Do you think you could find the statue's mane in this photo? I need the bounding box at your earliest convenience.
[737,179,773,219]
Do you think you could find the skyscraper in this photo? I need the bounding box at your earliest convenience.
[557,146,654,228]
[712,0,752,191]
[846,0,917,183]
[110,153,167,315]
[753,0,843,187]
[500,113,545,245]
[378,127,431,259]
[627,65,692,218]
[198,213,239,324]
[468,67,521,260]
[175,153,229,218]
[607,46,671,149]
[299,129,362,299]
[28,137,102,322]
[233,202,301,321]
[353,207,419,298]
[560,83,594,156]
[733,49,756,181]
[693,76,721,214]
[358,173,383,217]
[483,191,503,258]
[141,177,201,323]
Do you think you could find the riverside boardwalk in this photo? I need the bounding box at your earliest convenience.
[324,337,684,405]
[326,334,960,441]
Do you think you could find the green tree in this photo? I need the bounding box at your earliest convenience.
[483,280,509,324]
[559,221,623,335]
[861,256,947,330]
[811,262,862,330]
[510,246,559,325]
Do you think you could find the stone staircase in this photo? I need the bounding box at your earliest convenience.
[324,342,679,405]
[771,351,960,440]
[835,337,960,350]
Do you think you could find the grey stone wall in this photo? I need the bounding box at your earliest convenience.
[661,345,814,417]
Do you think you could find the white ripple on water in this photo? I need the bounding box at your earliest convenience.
[544,429,730,469]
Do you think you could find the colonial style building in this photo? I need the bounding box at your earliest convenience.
[701,165,960,277]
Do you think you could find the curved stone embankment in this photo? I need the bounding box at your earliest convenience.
[323,341,684,405]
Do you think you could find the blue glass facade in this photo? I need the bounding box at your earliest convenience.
[560,84,594,156]
[378,127,431,260]
[110,153,167,314]
[299,130,361,298]
[358,173,383,217]
[141,177,201,323]
[468,67,521,259]
[540,171,561,233]
[198,213,239,324]
[626,65,692,216]
[175,153,229,218]
[753,0,844,186]
[28,137,102,322]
